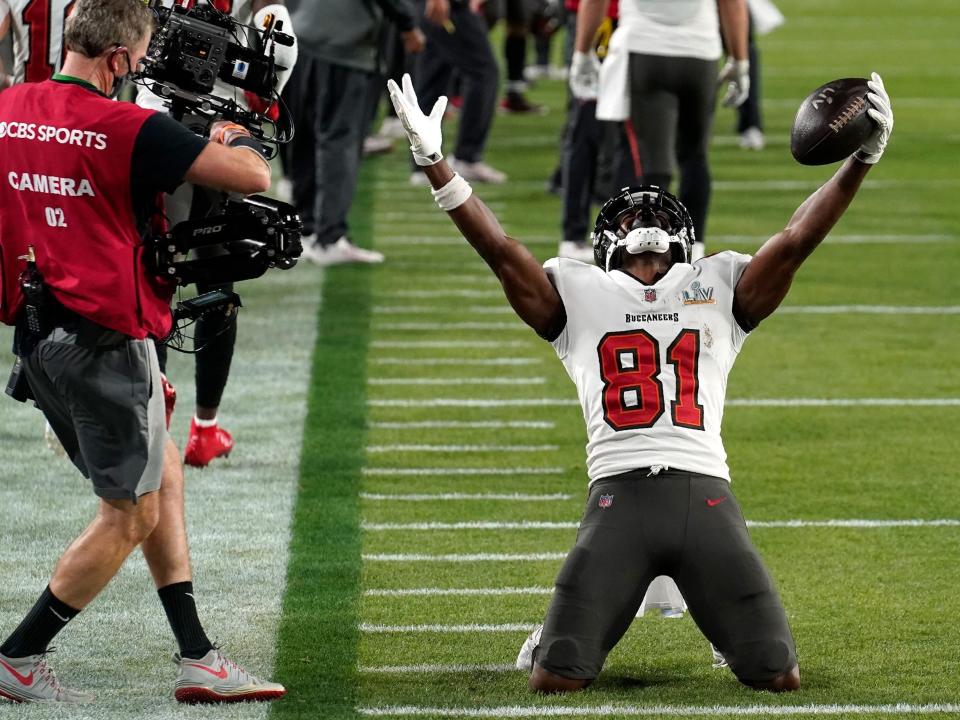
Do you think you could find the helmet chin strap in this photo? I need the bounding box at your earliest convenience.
[623,226,672,256]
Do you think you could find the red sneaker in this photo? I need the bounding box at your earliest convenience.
[184,418,234,467]
[160,374,177,430]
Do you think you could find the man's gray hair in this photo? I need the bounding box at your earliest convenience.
[65,0,154,58]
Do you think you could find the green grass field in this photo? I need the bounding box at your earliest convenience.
[2,0,960,717]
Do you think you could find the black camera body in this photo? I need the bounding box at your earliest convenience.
[144,2,291,98]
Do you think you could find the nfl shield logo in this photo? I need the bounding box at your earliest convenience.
[644,289,657,303]
[598,493,614,509]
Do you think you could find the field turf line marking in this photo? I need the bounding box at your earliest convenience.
[360,492,572,501]
[369,398,960,408]
[716,234,956,245]
[363,587,553,596]
[358,663,517,674]
[371,340,532,348]
[778,306,960,315]
[368,420,555,429]
[360,623,533,633]
[362,467,565,476]
[356,703,960,717]
[361,519,960,531]
[373,358,537,365]
[362,552,567,562]
[373,305,514,314]
[365,444,559,453]
[368,377,546,385]
[374,304,960,316]
[374,322,527,331]
[385,289,504,297]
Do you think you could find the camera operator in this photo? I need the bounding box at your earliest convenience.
[137,0,299,469]
[0,0,287,703]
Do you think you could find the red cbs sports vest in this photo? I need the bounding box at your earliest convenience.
[0,81,175,339]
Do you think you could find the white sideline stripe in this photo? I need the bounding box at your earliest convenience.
[358,663,517,674]
[386,289,503,298]
[363,521,575,531]
[376,304,960,317]
[360,623,533,633]
[370,399,577,407]
[361,519,960,532]
[368,377,546,386]
[373,305,514,314]
[375,322,526,331]
[364,587,552,596]
[716,233,956,245]
[360,492,572,501]
[371,340,531,348]
[368,420,555,429]
[373,358,537,366]
[369,398,960,408]
[366,444,558,453]
[362,467,565,476]
[363,552,566,562]
[357,703,960,717]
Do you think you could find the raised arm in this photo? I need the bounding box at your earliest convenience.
[388,74,566,340]
[734,73,894,327]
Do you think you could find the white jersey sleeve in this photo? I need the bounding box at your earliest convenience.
[545,252,752,483]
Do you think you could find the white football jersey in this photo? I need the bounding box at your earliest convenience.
[0,0,74,84]
[545,251,752,483]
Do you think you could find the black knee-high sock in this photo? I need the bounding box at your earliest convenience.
[0,586,79,658]
[158,581,214,660]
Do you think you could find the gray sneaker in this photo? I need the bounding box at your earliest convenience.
[302,237,384,267]
[0,651,94,704]
[173,648,286,704]
[449,159,507,184]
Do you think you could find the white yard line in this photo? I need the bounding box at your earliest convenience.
[368,420,555,429]
[369,398,960,408]
[375,322,527,331]
[360,492,571,501]
[360,623,534,633]
[368,377,546,385]
[361,467,565,476]
[372,358,538,366]
[778,306,960,315]
[385,289,504,298]
[365,445,558,453]
[362,519,960,532]
[363,587,553,597]
[371,340,532,349]
[357,703,960,717]
[373,304,959,316]
[716,234,956,245]
[362,552,567,562]
[358,663,518,674]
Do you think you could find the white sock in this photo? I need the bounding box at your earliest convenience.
[194,416,218,428]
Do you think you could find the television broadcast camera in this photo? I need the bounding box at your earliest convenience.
[137,1,302,348]
[141,0,295,149]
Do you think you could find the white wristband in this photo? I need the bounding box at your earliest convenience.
[431,173,473,212]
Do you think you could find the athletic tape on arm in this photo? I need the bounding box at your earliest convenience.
[431,173,473,212]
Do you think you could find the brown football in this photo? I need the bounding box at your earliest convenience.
[790,78,874,165]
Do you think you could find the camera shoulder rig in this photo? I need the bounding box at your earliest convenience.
[148,195,302,287]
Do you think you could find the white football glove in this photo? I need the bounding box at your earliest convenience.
[855,72,894,165]
[718,59,750,107]
[569,51,600,101]
[387,73,446,166]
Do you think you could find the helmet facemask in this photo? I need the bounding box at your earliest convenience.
[591,186,695,272]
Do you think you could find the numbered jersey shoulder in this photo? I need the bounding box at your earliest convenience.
[3,0,75,83]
